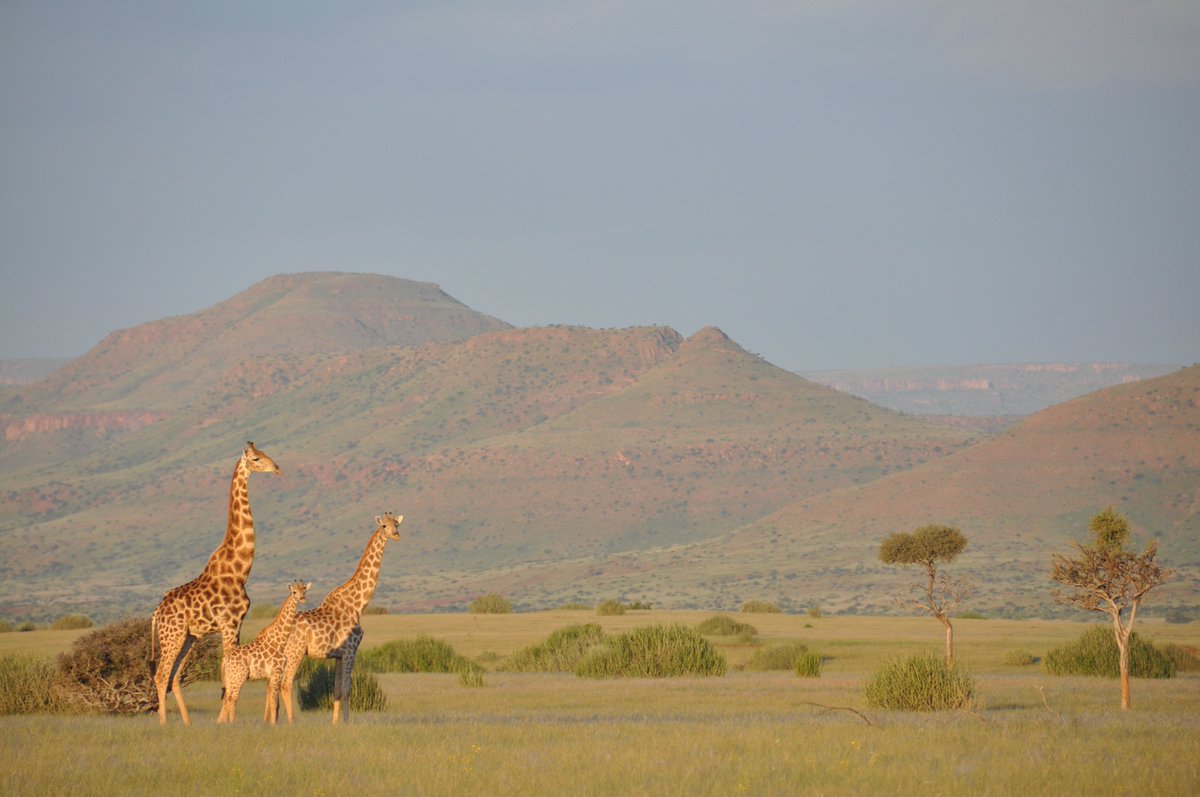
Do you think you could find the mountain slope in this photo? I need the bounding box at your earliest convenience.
[455,366,1199,615]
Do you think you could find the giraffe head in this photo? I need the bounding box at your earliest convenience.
[289,580,312,603]
[377,512,404,542]
[243,441,282,475]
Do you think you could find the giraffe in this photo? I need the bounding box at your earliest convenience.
[149,441,282,725]
[278,512,404,725]
[218,580,310,725]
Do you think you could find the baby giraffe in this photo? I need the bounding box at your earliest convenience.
[218,580,310,725]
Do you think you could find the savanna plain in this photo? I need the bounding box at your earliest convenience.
[3,611,1199,797]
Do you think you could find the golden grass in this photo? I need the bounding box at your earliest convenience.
[4,614,1199,796]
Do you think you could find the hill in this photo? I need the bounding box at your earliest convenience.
[0,278,975,621]
[802,362,1180,416]
[1,273,1194,623]
[464,366,1199,616]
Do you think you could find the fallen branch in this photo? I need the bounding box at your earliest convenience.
[796,701,874,726]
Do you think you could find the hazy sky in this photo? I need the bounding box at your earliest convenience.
[2,2,1198,370]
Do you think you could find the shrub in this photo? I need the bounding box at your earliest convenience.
[469,594,513,614]
[0,655,62,714]
[18,622,36,632]
[695,616,757,637]
[50,615,94,631]
[0,620,13,633]
[362,605,389,615]
[1160,644,1200,673]
[54,617,222,715]
[863,653,975,711]
[501,624,608,673]
[358,636,481,676]
[559,602,591,611]
[806,606,823,619]
[745,641,808,671]
[1043,626,1176,679]
[596,599,626,616]
[1004,649,1036,666]
[458,666,485,688]
[296,658,387,713]
[741,601,781,614]
[795,651,823,678]
[575,624,727,678]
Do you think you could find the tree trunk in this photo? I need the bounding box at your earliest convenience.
[941,616,954,669]
[1116,633,1131,710]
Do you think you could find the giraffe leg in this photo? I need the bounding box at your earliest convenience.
[154,625,187,726]
[168,635,197,727]
[279,650,302,724]
[220,677,242,724]
[331,655,344,725]
[264,676,280,725]
[334,627,363,726]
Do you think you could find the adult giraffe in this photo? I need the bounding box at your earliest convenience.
[149,441,281,725]
[279,512,404,725]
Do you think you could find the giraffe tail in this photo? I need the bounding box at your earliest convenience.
[147,610,159,679]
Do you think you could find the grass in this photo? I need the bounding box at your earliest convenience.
[4,613,1198,795]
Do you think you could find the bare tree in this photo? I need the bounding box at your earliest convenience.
[1051,507,1171,710]
[879,524,969,667]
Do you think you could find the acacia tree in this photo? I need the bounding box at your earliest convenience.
[879,524,969,667]
[1050,507,1171,710]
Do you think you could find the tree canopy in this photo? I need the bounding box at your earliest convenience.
[879,524,966,568]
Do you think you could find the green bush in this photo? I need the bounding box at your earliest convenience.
[596,599,626,616]
[559,602,592,611]
[469,594,513,614]
[575,624,728,678]
[1004,649,1036,666]
[745,641,808,671]
[806,606,823,619]
[55,617,222,715]
[863,653,975,711]
[1043,626,1176,679]
[795,651,823,679]
[741,601,781,614]
[358,636,481,675]
[0,655,62,715]
[695,615,757,637]
[501,624,608,673]
[18,622,37,632]
[0,620,14,633]
[50,615,94,631]
[296,658,387,713]
[1160,644,1200,673]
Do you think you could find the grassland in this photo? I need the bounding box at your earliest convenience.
[3,613,1198,796]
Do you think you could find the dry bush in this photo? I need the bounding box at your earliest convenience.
[54,617,221,715]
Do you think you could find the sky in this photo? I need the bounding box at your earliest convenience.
[1,1,1198,371]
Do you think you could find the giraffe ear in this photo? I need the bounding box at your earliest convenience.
[304,582,312,591]
[376,515,384,525]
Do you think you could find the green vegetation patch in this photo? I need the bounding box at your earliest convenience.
[575,624,728,678]
[863,653,975,711]
[1043,626,1175,679]
[741,601,781,614]
[357,635,481,675]
[695,615,757,637]
[0,655,62,715]
[745,641,809,672]
[794,651,823,679]
[49,615,94,631]
[501,623,608,673]
[296,658,387,713]
[469,594,513,614]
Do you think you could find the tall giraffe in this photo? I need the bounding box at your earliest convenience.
[149,441,281,725]
[278,512,404,725]
[218,580,310,725]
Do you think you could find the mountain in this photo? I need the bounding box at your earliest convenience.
[802,363,1181,417]
[1,273,1195,622]
[0,276,975,621]
[0,359,71,386]
[459,365,1199,616]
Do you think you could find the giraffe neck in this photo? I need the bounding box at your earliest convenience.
[263,593,302,642]
[328,529,388,617]
[204,458,255,582]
